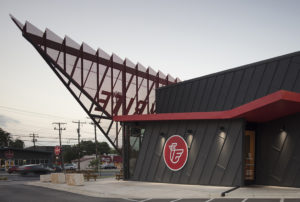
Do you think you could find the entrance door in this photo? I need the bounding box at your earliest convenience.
[245,130,255,184]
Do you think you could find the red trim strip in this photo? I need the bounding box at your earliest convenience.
[114,90,300,123]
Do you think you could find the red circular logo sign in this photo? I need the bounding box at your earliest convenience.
[163,135,188,171]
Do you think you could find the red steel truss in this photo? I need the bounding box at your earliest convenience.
[10,15,180,152]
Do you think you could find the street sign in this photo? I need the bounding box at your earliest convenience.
[4,150,14,159]
[54,146,61,156]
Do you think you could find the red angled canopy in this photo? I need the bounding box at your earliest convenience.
[114,90,300,123]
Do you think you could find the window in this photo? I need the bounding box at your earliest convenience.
[129,127,145,177]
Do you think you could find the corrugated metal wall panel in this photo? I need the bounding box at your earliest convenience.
[139,122,162,181]
[256,113,300,187]
[223,70,244,110]
[156,52,300,113]
[191,79,206,112]
[131,119,244,186]
[132,122,154,180]
[207,75,224,111]
[255,62,277,98]
[269,58,290,93]
[214,72,234,111]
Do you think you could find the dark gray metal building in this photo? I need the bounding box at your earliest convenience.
[116,51,300,188]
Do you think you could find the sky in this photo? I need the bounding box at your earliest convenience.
[0,0,300,148]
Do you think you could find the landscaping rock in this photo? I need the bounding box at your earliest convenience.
[40,174,51,182]
[51,173,65,184]
[66,173,84,186]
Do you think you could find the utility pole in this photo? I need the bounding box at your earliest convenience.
[90,121,100,175]
[73,120,86,171]
[29,133,39,150]
[53,122,66,171]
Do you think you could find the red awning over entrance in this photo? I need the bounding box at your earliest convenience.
[114,90,300,123]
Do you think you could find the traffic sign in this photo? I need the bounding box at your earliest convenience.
[54,146,61,156]
[5,150,14,159]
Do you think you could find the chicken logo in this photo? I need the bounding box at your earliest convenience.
[163,135,188,171]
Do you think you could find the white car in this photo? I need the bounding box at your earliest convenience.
[64,163,77,170]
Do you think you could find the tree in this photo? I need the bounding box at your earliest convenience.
[62,141,113,163]
[98,142,111,155]
[0,128,12,147]
[63,146,78,163]
[88,158,101,171]
[9,139,24,149]
[81,140,96,155]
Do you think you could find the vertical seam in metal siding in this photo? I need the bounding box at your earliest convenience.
[219,123,243,185]
[150,121,173,182]
[136,123,155,180]
[191,79,207,112]
[291,59,300,91]
[209,120,233,184]
[177,121,198,183]
[253,64,268,100]
[230,70,246,109]
[209,75,225,111]
[241,66,257,105]
[266,60,280,94]
[187,120,209,184]
[219,73,234,110]
[202,77,217,112]
[278,57,292,90]
[197,121,221,184]
[143,123,163,180]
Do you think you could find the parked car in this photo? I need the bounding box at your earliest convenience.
[100,163,117,169]
[45,164,62,172]
[16,164,51,175]
[7,166,19,174]
[64,163,77,170]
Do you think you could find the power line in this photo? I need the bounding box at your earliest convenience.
[0,105,76,120]
[72,120,86,171]
[29,133,39,150]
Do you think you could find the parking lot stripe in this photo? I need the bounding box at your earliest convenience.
[139,198,152,202]
[242,199,248,202]
[170,199,182,202]
[205,199,215,202]
[123,198,140,201]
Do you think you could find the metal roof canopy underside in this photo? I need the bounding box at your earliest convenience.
[10,15,180,152]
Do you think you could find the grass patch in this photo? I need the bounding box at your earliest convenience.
[0,177,7,180]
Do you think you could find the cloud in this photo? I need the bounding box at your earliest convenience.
[0,114,20,127]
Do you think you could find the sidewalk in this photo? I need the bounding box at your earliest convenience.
[27,177,300,199]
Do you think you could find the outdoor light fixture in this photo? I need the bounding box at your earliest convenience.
[279,126,287,145]
[219,126,226,139]
[280,125,286,132]
[186,129,193,149]
[160,133,166,147]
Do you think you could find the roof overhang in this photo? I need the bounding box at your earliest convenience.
[114,90,300,123]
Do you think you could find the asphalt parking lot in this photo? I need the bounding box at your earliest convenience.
[1,171,300,202]
[1,182,300,202]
